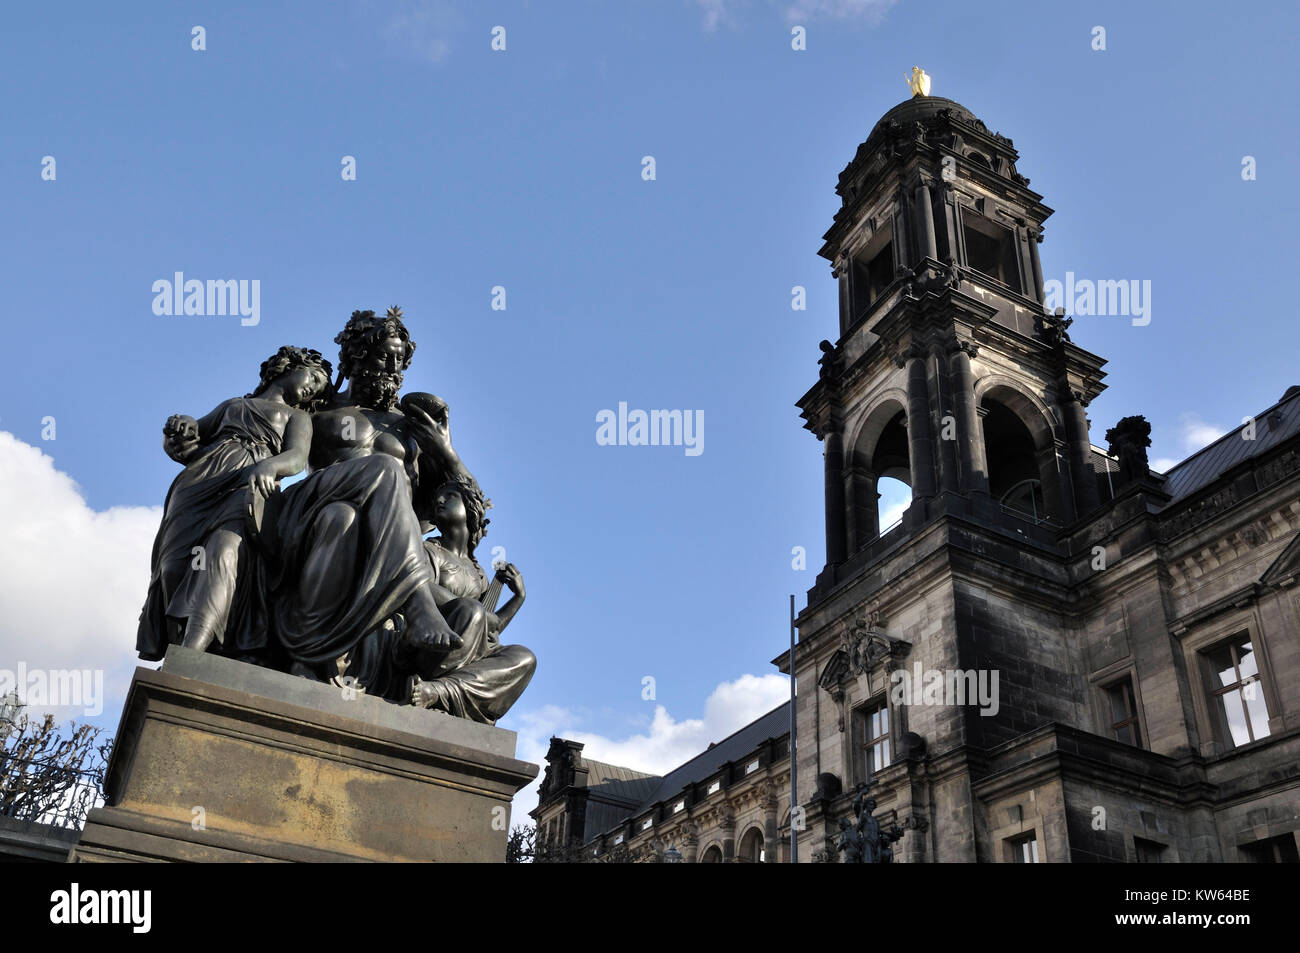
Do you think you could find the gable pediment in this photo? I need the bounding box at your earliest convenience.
[1261,531,1300,589]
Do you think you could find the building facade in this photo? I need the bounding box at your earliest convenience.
[532,705,792,862]
[537,87,1300,862]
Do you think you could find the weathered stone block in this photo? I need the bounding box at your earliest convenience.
[71,647,537,863]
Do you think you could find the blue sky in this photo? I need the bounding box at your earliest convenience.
[2,1,1297,805]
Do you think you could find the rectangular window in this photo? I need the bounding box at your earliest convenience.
[1134,838,1167,863]
[1242,834,1299,863]
[851,226,895,322]
[1008,833,1039,863]
[745,759,760,775]
[640,817,653,830]
[672,800,685,814]
[852,699,891,784]
[961,211,1021,292]
[1203,634,1271,748]
[1104,678,1142,747]
[706,779,721,795]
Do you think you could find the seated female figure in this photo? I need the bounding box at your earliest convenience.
[136,346,332,661]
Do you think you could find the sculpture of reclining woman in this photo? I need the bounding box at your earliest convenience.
[136,346,333,661]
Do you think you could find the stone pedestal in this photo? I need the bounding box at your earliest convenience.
[70,646,537,863]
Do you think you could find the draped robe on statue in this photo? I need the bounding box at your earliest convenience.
[342,538,536,723]
[411,541,536,724]
[136,398,280,661]
[263,451,435,669]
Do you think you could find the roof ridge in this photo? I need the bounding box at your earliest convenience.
[1163,388,1300,475]
[649,701,791,783]
[628,702,792,812]
[580,756,659,780]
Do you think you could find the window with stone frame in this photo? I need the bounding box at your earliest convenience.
[851,698,891,784]
[1102,676,1143,748]
[850,224,895,323]
[1241,833,1299,863]
[961,209,1021,293]
[1202,633,1271,748]
[1007,832,1039,863]
[1133,837,1167,863]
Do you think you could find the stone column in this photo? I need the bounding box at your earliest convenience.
[1028,228,1046,304]
[720,807,736,863]
[846,467,880,547]
[1063,391,1100,516]
[948,340,988,494]
[913,182,937,262]
[682,821,700,864]
[936,186,959,263]
[762,783,779,864]
[902,347,937,501]
[836,263,852,337]
[824,429,848,564]
[892,203,911,271]
[930,346,961,495]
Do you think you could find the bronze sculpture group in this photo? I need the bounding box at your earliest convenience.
[835,789,904,863]
[136,308,535,724]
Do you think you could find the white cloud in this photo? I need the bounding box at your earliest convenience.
[1150,414,1228,471]
[879,498,908,529]
[0,433,159,725]
[696,0,736,32]
[782,0,897,23]
[504,672,791,823]
[1179,415,1227,451]
[693,0,897,30]
[379,0,460,64]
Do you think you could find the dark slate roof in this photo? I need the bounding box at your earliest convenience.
[583,758,659,790]
[587,702,791,840]
[574,758,661,839]
[1161,387,1300,502]
[583,703,791,841]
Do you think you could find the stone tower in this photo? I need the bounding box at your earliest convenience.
[804,92,1109,570]
[779,85,1300,863]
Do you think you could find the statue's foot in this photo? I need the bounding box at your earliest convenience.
[399,591,463,661]
[181,624,216,654]
[408,675,444,710]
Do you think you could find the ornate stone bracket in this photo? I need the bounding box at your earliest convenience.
[901,260,960,301]
[1035,308,1073,347]
[946,336,979,359]
[818,612,912,732]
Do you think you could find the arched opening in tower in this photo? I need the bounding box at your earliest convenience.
[848,404,912,549]
[877,476,912,535]
[980,398,1059,523]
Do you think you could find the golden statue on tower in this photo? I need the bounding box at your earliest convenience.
[905,66,931,97]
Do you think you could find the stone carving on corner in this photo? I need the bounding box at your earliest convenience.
[902,260,960,300]
[946,336,979,360]
[843,613,911,676]
[1105,415,1153,485]
[1034,308,1073,347]
[818,612,912,732]
[817,339,842,385]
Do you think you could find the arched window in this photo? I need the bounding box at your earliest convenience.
[700,844,723,863]
[877,476,911,535]
[979,389,1064,524]
[737,827,765,863]
[848,401,911,550]
[999,478,1045,521]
